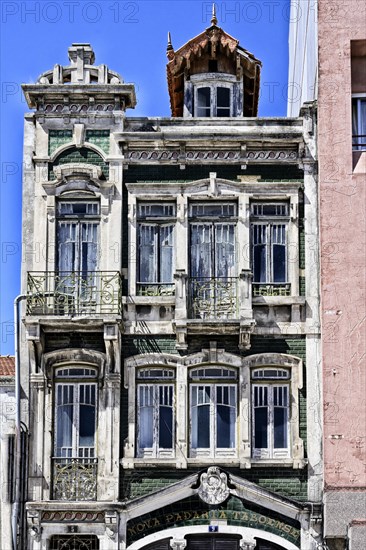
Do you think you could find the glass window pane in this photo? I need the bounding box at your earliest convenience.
[58,202,99,215]
[159,406,173,448]
[217,87,230,117]
[138,203,176,218]
[160,225,174,282]
[138,386,154,449]
[190,203,236,217]
[56,386,73,456]
[137,368,175,379]
[192,404,210,448]
[215,224,235,277]
[190,225,212,278]
[81,224,98,275]
[191,386,211,448]
[197,87,211,117]
[57,223,77,273]
[217,87,230,107]
[273,244,286,282]
[254,244,266,282]
[217,404,235,448]
[274,407,288,448]
[254,407,268,448]
[139,225,157,282]
[216,386,236,448]
[79,403,95,448]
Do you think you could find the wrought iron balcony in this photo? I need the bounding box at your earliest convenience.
[253,283,291,297]
[189,277,238,319]
[52,457,97,501]
[136,282,175,296]
[27,271,122,315]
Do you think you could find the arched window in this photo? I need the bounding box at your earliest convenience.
[136,368,175,458]
[251,368,290,459]
[189,366,238,458]
[53,366,98,500]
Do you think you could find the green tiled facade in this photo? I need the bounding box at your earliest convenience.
[121,335,308,502]
[48,130,73,155]
[85,129,110,153]
[122,468,307,502]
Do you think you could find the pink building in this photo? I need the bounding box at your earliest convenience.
[318,0,366,548]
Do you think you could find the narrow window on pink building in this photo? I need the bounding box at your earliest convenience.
[351,41,366,151]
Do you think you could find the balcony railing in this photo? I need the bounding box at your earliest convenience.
[27,271,122,315]
[189,277,238,319]
[352,135,366,151]
[52,457,98,501]
[136,282,175,296]
[253,283,291,297]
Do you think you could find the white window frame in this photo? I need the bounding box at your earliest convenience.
[352,93,366,151]
[189,201,238,279]
[56,200,100,274]
[250,202,290,285]
[189,367,238,458]
[242,354,305,467]
[54,366,98,459]
[191,73,236,118]
[252,376,290,460]
[251,223,288,283]
[136,368,175,459]
[194,83,233,117]
[137,201,176,295]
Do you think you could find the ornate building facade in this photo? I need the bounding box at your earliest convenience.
[17,13,322,550]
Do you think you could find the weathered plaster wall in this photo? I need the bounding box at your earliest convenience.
[318,0,366,490]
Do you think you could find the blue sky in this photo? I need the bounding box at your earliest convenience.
[0,0,292,354]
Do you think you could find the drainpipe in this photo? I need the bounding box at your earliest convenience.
[12,294,27,550]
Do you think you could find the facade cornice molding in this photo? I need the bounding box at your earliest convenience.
[126,179,304,197]
[22,83,137,110]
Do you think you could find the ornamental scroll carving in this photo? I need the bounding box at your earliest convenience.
[198,466,230,505]
[246,150,298,160]
[126,150,298,163]
[41,511,104,522]
[42,103,118,114]
[127,150,241,161]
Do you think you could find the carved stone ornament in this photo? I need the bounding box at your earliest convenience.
[198,466,230,505]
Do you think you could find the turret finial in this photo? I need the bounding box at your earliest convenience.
[167,31,173,51]
[211,3,218,26]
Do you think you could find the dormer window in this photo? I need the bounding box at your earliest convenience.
[194,83,232,117]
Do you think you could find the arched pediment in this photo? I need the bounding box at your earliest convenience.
[42,348,106,380]
[124,467,306,550]
[125,353,181,370]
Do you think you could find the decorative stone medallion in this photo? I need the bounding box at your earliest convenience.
[198,466,230,505]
